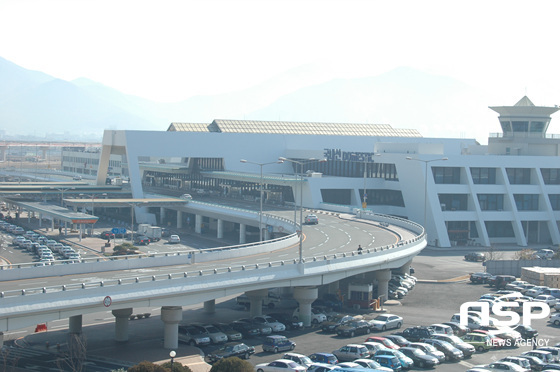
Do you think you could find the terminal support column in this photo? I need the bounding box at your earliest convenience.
[177,211,182,229]
[69,315,83,334]
[195,214,202,234]
[374,269,392,304]
[245,289,268,317]
[112,308,133,342]
[293,287,318,327]
[161,306,182,349]
[239,223,246,244]
[217,219,223,239]
[204,299,215,314]
[396,259,413,275]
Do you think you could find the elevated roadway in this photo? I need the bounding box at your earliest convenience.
[0,205,425,349]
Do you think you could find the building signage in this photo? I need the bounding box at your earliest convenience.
[324,148,377,162]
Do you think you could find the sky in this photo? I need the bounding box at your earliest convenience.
[2,0,560,129]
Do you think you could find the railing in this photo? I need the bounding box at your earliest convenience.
[0,213,426,299]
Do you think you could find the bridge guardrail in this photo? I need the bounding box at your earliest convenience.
[0,213,426,299]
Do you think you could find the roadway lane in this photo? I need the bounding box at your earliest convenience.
[0,211,403,293]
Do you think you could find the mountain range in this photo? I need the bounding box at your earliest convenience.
[0,56,497,143]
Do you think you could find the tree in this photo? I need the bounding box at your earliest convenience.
[209,357,254,372]
[513,249,537,260]
[127,361,192,372]
[485,245,504,261]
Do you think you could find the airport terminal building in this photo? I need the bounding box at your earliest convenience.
[84,96,560,248]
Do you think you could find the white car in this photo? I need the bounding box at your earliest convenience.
[474,361,527,371]
[550,313,560,326]
[253,315,286,332]
[534,294,557,307]
[292,307,326,324]
[525,286,549,298]
[168,235,180,244]
[255,359,306,372]
[368,314,403,331]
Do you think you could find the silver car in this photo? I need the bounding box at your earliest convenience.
[368,314,403,331]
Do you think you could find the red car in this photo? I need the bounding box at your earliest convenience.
[365,336,400,349]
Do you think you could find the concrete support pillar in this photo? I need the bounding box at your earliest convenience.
[51,219,55,231]
[161,306,183,350]
[203,299,216,314]
[264,227,270,241]
[69,315,83,334]
[374,269,392,304]
[239,223,246,244]
[0,332,3,347]
[195,214,202,234]
[217,219,223,239]
[39,213,43,228]
[160,207,166,226]
[177,211,183,229]
[293,287,318,327]
[398,259,413,275]
[112,308,133,342]
[245,289,268,317]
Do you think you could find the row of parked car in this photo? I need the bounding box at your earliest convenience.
[1,220,81,264]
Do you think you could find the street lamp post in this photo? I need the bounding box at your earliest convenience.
[50,186,75,206]
[240,159,284,241]
[169,350,176,370]
[80,192,107,235]
[406,157,448,240]
[278,157,327,262]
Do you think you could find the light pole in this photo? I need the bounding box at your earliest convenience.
[278,157,327,262]
[127,201,145,244]
[169,350,176,370]
[240,159,284,241]
[354,153,380,209]
[406,157,448,239]
[50,186,75,206]
[80,192,107,235]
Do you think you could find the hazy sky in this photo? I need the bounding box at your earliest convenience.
[2,0,560,107]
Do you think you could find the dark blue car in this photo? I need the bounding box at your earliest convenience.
[308,352,338,365]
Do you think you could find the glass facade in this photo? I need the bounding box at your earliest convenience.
[478,194,504,211]
[438,194,468,211]
[359,189,405,207]
[514,194,539,211]
[470,167,496,184]
[485,221,515,237]
[433,167,461,184]
[541,168,560,185]
[297,160,399,181]
[506,168,531,184]
[549,194,560,210]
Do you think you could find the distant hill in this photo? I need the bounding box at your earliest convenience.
[0,56,497,142]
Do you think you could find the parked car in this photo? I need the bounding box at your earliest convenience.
[255,359,307,372]
[304,214,319,224]
[374,349,414,369]
[461,333,494,352]
[306,364,340,372]
[470,272,494,284]
[320,314,354,333]
[429,323,453,336]
[494,275,517,289]
[398,346,440,369]
[178,325,211,346]
[474,361,527,371]
[465,252,486,261]
[408,342,446,362]
[525,286,549,298]
[499,356,532,371]
[308,352,338,365]
[253,315,286,333]
[204,342,255,363]
[368,314,403,331]
[512,324,538,340]
[332,344,370,362]
[534,294,557,306]
[212,323,243,341]
[230,320,261,338]
[269,312,304,330]
[373,355,403,372]
[430,334,475,358]
[384,334,411,348]
[548,313,560,326]
[353,358,393,371]
[292,307,326,324]
[193,324,228,344]
[422,338,464,361]
[262,335,296,353]
[365,336,400,349]
[335,320,371,337]
[168,234,181,244]
[399,326,435,342]
[282,353,314,369]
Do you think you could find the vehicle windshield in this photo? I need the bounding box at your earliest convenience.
[205,326,219,333]
[412,348,425,356]
[447,335,462,344]
[220,345,235,352]
[375,315,389,321]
